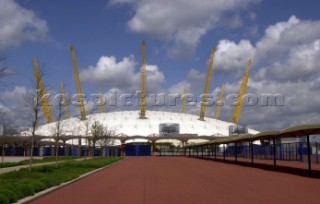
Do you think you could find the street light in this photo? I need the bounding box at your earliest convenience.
[23,133,26,157]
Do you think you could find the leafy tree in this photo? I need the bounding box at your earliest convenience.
[91,120,103,158]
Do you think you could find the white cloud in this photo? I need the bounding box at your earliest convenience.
[254,40,320,82]
[2,86,28,106]
[168,81,191,96]
[167,16,320,130]
[80,55,165,92]
[214,16,320,82]
[0,0,49,49]
[255,15,320,63]
[215,40,255,73]
[109,0,135,4]
[187,69,206,81]
[110,0,260,58]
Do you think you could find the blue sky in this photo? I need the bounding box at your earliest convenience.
[1,0,320,131]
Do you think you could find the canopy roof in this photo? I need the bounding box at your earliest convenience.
[187,124,320,147]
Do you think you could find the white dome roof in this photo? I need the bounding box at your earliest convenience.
[32,111,259,137]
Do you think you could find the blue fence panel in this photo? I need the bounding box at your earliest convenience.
[94,148,101,156]
[42,147,51,156]
[125,145,151,156]
[71,147,78,156]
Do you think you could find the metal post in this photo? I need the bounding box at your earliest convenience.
[263,143,266,159]
[307,134,311,173]
[201,146,204,158]
[152,141,154,156]
[250,142,254,165]
[273,138,276,168]
[316,142,319,164]
[196,147,199,157]
[23,142,26,157]
[295,142,298,161]
[300,142,303,162]
[214,145,217,159]
[223,144,226,161]
[279,143,283,160]
[259,144,261,159]
[235,142,238,163]
[289,143,292,161]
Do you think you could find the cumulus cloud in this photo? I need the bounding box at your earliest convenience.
[80,55,165,92]
[0,0,49,49]
[167,16,320,130]
[254,15,320,63]
[1,86,28,107]
[215,40,255,73]
[110,0,260,58]
[214,16,320,82]
[187,69,206,81]
[254,40,320,82]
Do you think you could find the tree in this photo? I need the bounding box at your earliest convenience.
[0,60,13,87]
[98,125,115,157]
[0,68,11,83]
[24,89,42,170]
[91,120,103,158]
[81,119,91,159]
[50,95,64,168]
[98,125,114,148]
[0,108,15,163]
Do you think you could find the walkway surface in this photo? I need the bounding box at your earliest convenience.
[1,156,42,163]
[30,157,320,204]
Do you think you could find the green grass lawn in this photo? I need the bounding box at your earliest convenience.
[0,156,81,168]
[0,157,123,204]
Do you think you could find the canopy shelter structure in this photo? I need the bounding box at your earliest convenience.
[186,124,320,173]
[0,133,225,157]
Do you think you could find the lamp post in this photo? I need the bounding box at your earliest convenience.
[23,133,26,157]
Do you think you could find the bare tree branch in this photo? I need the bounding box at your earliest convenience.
[0,56,14,87]
[50,95,64,167]
[24,88,42,170]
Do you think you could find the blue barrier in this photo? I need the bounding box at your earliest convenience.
[42,147,51,156]
[58,147,65,156]
[71,147,78,156]
[105,147,109,156]
[94,148,101,156]
[125,145,151,156]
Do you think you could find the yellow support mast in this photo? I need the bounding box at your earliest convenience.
[181,88,187,113]
[214,83,225,120]
[59,81,71,119]
[232,59,252,124]
[199,48,215,121]
[70,45,86,120]
[140,40,147,119]
[98,88,105,113]
[33,57,53,123]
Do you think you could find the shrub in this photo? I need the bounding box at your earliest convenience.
[38,177,58,188]
[0,190,17,203]
[30,181,47,193]
[0,157,124,203]
[0,192,10,204]
[33,165,55,173]
[16,184,34,198]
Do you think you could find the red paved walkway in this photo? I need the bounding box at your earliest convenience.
[30,157,320,204]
